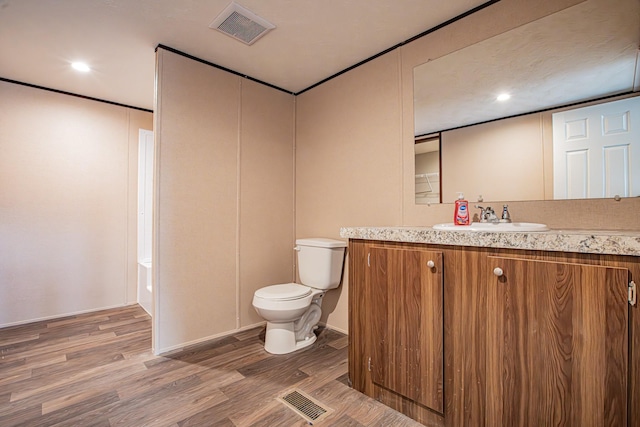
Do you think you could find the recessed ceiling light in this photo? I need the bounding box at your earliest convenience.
[71,62,91,72]
[496,93,511,102]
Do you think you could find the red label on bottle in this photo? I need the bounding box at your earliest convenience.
[454,201,470,225]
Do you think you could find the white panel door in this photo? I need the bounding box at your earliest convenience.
[553,96,640,199]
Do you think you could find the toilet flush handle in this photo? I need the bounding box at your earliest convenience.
[293,246,301,251]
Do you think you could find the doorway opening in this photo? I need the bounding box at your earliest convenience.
[137,129,154,315]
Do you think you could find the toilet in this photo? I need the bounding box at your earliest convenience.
[252,238,347,354]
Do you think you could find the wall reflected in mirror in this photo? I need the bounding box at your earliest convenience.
[415,95,640,204]
[413,0,640,204]
[415,135,441,204]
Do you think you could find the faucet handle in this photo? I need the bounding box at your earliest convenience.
[500,204,511,223]
[475,205,490,222]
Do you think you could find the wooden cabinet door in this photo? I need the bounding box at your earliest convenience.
[369,246,444,413]
[486,256,629,427]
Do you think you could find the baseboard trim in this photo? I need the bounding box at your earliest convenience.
[0,302,137,329]
[155,321,267,356]
[320,322,347,335]
[155,321,348,356]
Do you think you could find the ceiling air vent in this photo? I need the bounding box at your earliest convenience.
[209,2,275,45]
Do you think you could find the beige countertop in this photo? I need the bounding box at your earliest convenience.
[340,226,640,257]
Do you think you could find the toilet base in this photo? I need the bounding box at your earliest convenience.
[264,321,317,355]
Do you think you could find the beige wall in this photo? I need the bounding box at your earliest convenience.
[0,80,152,327]
[415,152,439,176]
[295,51,403,332]
[154,49,295,353]
[239,80,296,328]
[441,113,545,203]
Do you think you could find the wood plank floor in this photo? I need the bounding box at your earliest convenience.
[0,305,423,426]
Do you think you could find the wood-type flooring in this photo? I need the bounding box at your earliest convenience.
[0,305,422,426]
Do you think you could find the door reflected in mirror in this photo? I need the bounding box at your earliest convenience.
[553,97,640,200]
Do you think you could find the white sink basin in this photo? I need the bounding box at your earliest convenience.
[433,222,549,232]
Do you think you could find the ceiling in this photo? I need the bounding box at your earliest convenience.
[0,0,489,111]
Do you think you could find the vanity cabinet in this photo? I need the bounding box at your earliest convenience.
[350,242,445,425]
[486,256,628,426]
[348,239,639,427]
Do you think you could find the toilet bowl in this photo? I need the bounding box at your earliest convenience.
[253,283,324,354]
[252,238,346,355]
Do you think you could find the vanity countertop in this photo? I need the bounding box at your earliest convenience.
[339,226,640,257]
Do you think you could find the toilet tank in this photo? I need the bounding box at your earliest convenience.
[296,238,347,290]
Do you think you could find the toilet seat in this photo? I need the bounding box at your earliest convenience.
[254,283,311,301]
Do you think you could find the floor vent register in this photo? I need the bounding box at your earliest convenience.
[279,389,332,424]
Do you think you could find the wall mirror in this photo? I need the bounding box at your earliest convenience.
[413,0,640,204]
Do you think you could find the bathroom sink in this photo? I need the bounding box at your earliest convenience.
[433,222,549,232]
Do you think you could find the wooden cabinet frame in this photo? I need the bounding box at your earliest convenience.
[348,239,640,426]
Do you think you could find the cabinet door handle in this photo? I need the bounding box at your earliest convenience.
[427,260,435,268]
[493,267,504,277]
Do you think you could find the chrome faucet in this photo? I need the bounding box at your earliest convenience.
[475,205,498,223]
[500,204,512,223]
[476,204,512,223]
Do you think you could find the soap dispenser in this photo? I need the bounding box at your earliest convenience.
[454,192,470,226]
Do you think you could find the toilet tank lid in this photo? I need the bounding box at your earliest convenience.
[296,238,347,248]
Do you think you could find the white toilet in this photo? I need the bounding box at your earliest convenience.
[252,238,347,354]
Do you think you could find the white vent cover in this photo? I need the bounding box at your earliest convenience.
[209,2,275,45]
